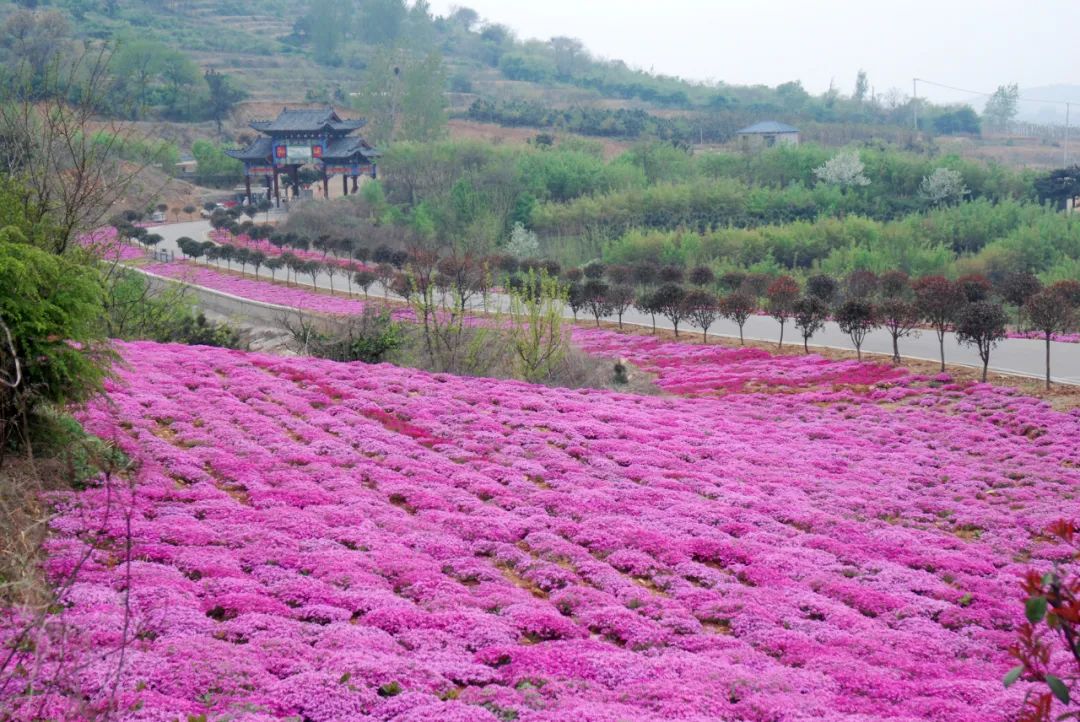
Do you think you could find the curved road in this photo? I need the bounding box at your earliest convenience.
[145,220,1080,385]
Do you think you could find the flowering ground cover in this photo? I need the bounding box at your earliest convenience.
[143,262,411,319]
[1007,330,1080,344]
[78,226,145,263]
[5,333,1080,721]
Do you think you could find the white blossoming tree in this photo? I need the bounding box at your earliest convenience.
[814,152,870,190]
[919,167,968,206]
[506,222,540,258]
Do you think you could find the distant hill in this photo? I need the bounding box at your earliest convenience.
[0,0,983,147]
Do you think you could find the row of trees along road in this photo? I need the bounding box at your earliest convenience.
[158,210,1078,388]
[561,263,1078,387]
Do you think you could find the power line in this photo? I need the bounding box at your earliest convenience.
[914,77,1080,107]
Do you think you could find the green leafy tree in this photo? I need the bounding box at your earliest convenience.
[400,52,448,142]
[191,140,243,187]
[110,38,171,119]
[362,0,408,46]
[507,270,568,382]
[0,230,106,444]
[305,0,351,64]
[984,83,1019,131]
[358,49,447,145]
[0,9,72,95]
[204,68,246,133]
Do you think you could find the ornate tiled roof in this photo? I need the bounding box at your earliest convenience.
[250,107,366,134]
[322,136,380,160]
[224,137,273,161]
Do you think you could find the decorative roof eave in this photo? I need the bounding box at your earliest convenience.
[249,107,367,135]
[224,137,273,162]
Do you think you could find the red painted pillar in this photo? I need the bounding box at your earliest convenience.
[322,168,329,199]
[272,171,280,208]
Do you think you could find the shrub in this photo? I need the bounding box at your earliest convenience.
[0,234,107,446]
[283,307,403,364]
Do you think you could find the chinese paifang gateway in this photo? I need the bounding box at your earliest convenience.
[226,107,380,207]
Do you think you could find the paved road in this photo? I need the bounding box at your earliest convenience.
[145,220,1080,385]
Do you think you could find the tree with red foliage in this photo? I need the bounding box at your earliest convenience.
[955,300,1007,382]
[879,270,910,299]
[835,298,878,361]
[720,292,756,345]
[957,273,993,302]
[1050,280,1080,307]
[793,295,829,354]
[607,285,636,329]
[766,275,800,348]
[653,283,688,337]
[806,274,838,304]
[1005,520,1080,721]
[878,297,921,364]
[688,265,715,288]
[581,279,612,327]
[999,271,1043,324]
[845,269,879,299]
[913,276,966,371]
[1024,289,1077,389]
[682,289,720,342]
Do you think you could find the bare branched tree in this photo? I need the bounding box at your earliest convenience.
[0,45,152,254]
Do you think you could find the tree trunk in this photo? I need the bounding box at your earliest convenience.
[892,333,900,364]
[702,327,707,343]
[981,358,989,383]
[1046,332,1052,390]
[856,344,862,362]
[938,329,946,372]
[777,321,784,348]
[738,324,744,345]
[803,336,809,354]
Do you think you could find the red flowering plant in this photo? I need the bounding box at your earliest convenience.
[1007,520,1080,721]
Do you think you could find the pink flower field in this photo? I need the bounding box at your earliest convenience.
[79,227,146,263]
[143,262,412,319]
[5,332,1080,721]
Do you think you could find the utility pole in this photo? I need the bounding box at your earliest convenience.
[1065,102,1071,167]
[912,78,918,131]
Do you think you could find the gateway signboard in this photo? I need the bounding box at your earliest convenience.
[285,144,312,162]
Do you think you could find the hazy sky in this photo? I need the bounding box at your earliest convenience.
[427,0,1080,107]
